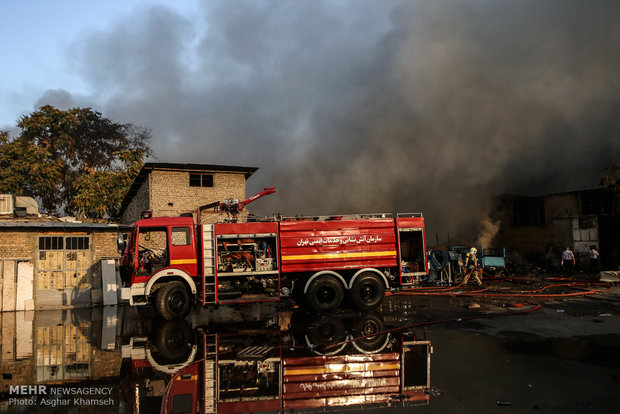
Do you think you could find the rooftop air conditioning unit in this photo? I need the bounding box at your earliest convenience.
[0,194,14,215]
[15,196,39,216]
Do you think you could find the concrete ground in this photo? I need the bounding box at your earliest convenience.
[381,272,620,349]
[365,273,620,413]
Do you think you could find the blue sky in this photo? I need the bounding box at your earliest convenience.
[0,0,197,127]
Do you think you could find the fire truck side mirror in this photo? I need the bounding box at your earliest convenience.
[117,233,127,254]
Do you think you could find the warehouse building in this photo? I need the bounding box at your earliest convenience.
[494,187,620,270]
[0,217,125,310]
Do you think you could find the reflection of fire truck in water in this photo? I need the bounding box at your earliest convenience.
[119,187,428,320]
[121,312,432,413]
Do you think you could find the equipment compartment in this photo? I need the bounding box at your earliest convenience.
[216,234,278,274]
[215,233,279,301]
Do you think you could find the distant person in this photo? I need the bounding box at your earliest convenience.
[589,245,600,274]
[561,246,576,278]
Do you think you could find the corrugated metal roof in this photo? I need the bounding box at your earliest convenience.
[0,220,130,230]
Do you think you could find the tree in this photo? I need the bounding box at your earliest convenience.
[601,164,620,192]
[69,148,146,218]
[0,105,153,218]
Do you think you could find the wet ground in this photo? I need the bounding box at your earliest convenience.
[0,277,619,413]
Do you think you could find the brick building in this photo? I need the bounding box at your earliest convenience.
[0,219,126,310]
[119,162,258,224]
[494,188,620,270]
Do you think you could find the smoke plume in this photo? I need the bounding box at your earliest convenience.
[475,218,501,249]
[33,0,620,241]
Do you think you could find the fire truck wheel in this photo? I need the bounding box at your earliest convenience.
[352,313,388,353]
[350,272,385,310]
[152,320,193,364]
[306,315,346,350]
[155,281,192,320]
[306,276,344,313]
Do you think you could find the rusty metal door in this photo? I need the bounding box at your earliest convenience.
[36,236,91,308]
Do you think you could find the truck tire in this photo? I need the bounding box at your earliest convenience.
[155,281,192,320]
[152,320,193,364]
[350,272,385,310]
[306,276,344,313]
[352,313,388,353]
[305,315,346,351]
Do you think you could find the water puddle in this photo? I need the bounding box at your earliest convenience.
[0,299,618,413]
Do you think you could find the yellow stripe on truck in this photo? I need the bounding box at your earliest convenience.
[285,363,400,376]
[170,259,198,265]
[281,251,397,261]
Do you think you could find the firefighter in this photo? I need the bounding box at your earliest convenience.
[462,247,483,286]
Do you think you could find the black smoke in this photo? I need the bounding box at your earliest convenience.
[34,0,620,241]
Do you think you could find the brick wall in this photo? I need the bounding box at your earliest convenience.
[92,231,121,260]
[0,231,36,258]
[149,170,247,219]
[121,178,150,224]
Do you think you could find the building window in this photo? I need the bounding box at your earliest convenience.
[513,197,545,226]
[39,236,89,251]
[39,236,63,250]
[189,173,214,187]
[66,237,90,250]
[581,190,613,215]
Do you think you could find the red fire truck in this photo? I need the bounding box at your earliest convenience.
[120,314,432,413]
[119,191,427,320]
